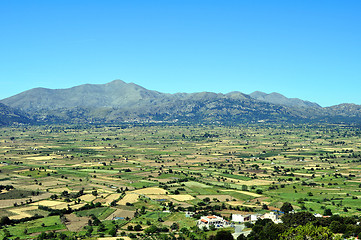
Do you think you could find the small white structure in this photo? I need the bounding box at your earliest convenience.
[262,212,282,223]
[197,215,230,229]
[250,214,262,222]
[232,214,250,223]
[185,211,195,218]
[232,213,261,223]
[314,213,323,218]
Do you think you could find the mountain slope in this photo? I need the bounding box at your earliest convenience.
[0,103,32,125]
[1,80,164,111]
[1,80,360,124]
[250,91,321,108]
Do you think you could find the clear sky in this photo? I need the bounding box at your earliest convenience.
[1,1,360,107]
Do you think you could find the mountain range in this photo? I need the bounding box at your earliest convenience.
[0,80,360,125]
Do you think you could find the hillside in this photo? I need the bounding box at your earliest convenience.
[0,103,32,125]
[249,91,321,108]
[1,80,361,124]
[1,80,164,111]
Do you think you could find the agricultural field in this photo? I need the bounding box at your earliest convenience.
[0,123,360,239]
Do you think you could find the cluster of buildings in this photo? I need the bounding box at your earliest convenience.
[197,215,231,229]
[197,211,337,229]
[232,211,283,224]
[197,211,283,229]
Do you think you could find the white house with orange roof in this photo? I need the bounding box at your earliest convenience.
[197,215,230,229]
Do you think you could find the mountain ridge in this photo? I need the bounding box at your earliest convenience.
[0,80,360,124]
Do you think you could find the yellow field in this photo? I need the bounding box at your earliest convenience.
[104,193,122,205]
[234,179,272,186]
[31,200,64,207]
[79,194,97,202]
[117,193,139,205]
[227,201,260,208]
[51,187,74,193]
[146,195,170,200]
[31,200,85,210]
[199,194,235,202]
[222,190,262,197]
[68,203,86,210]
[72,162,103,167]
[105,209,134,220]
[82,146,111,149]
[8,206,38,220]
[26,155,60,160]
[169,194,195,201]
[41,180,64,187]
[131,187,168,195]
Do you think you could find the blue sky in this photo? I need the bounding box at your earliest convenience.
[1,1,360,107]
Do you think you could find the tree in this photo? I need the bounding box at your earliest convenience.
[214,230,233,240]
[329,221,346,234]
[134,224,142,231]
[170,222,179,230]
[237,234,247,240]
[279,222,339,240]
[109,227,117,237]
[144,225,159,234]
[282,212,316,227]
[247,219,285,240]
[324,208,333,216]
[0,216,11,226]
[280,202,294,213]
[98,223,106,232]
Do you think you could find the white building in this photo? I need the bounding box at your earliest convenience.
[232,214,261,223]
[250,214,262,222]
[197,215,230,229]
[232,214,250,223]
[262,212,282,223]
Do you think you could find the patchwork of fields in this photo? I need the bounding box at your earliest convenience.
[0,124,360,239]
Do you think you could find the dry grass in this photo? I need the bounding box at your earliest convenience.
[0,193,52,209]
[32,200,65,207]
[145,195,170,200]
[50,187,74,193]
[82,146,110,150]
[222,190,262,197]
[169,194,195,201]
[79,194,97,202]
[26,156,60,160]
[131,187,168,195]
[234,179,272,186]
[105,209,134,220]
[65,213,90,232]
[8,206,38,220]
[103,193,122,205]
[117,193,139,205]
[41,180,64,187]
[227,201,261,208]
[199,194,235,202]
